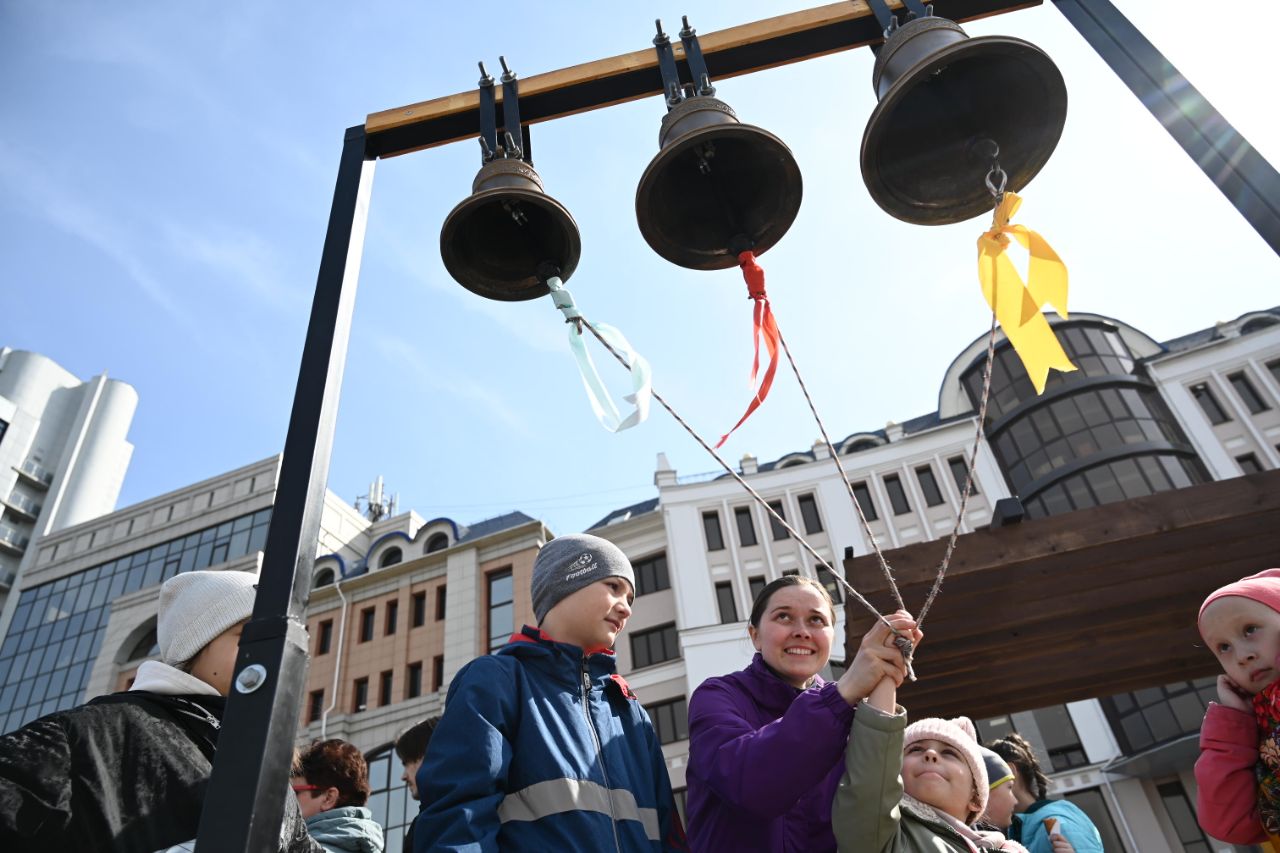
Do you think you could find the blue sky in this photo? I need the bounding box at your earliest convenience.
[2,1,1277,536]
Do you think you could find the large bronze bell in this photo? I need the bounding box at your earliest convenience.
[861,14,1067,225]
[635,19,802,270]
[439,60,581,301]
[440,157,581,301]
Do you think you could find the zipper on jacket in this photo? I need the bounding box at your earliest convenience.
[582,656,623,853]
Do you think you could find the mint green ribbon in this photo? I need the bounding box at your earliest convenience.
[546,277,652,432]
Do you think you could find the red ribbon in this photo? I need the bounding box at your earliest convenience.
[716,251,781,448]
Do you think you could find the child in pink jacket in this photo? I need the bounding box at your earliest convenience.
[1195,567,1280,846]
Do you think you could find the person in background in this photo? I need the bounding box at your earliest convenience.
[0,569,317,852]
[978,746,1072,850]
[685,575,917,852]
[394,717,439,852]
[292,738,384,853]
[987,734,1101,853]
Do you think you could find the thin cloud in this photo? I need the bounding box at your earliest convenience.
[161,221,309,316]
[373,333,530,435]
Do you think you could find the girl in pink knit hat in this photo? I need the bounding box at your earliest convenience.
[1195,567,1280,846]
[832,623,1027,852]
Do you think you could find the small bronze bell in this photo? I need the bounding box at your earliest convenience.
[635,19,802,270]
[861,12,1067,225]
[439,60,581,301]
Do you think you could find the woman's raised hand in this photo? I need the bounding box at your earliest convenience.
[835,610,922,707]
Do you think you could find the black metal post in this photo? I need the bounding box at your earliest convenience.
[196,124,374,851]
[1054,0,1280,256]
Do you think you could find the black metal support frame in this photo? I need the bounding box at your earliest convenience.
[196,126,374,850]
[195,4,1280,848]
[1053,0,1280,255]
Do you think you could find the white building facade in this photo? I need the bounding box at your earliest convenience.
[592,307,1280,852]
[0,348,137,628]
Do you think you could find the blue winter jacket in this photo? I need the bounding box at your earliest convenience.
[414,626,687,853]
[305,806,384,853]
[1011,799,1104,853]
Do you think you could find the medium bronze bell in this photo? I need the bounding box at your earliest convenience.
[635,18,802,270]
[440,58,581,301]
[440,157,581,301]
[861,15,1067,225]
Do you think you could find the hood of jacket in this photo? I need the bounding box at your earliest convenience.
[306,806,385,853]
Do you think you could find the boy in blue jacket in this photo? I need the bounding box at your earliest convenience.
[415,533,687,852]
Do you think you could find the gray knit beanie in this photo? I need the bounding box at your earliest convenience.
[157,569,259,666]
[532,534,635,623]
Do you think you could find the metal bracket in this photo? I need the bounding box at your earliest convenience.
[475,57,532,164]
[653,20,683,109]
[678,17,716,97]
[477,62,498,161]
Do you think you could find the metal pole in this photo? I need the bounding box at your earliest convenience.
[1053,0,1280,256]
[197,124,375,851]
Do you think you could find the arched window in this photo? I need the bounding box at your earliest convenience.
[364,744,417,843]
[127,626,159,662]
[379,547,403,568]
[777,456,808,469]
[1242,316,1279,335]
[425,532,449,554]
[313,567,335,589]
[842,438,880,455]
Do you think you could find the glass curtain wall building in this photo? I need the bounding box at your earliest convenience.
[0,507,271,732]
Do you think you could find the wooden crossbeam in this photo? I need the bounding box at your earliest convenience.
[842,470,1280,720]
[363,0,1041,158]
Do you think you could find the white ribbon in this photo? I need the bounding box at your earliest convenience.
[546,277,652,433]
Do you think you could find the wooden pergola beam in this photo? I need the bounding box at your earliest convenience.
[363,0,1040,158]
[842,470,1280,720]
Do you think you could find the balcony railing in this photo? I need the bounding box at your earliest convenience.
[0,525,30,554]
[3,492,43,519]
[15,459,54,488]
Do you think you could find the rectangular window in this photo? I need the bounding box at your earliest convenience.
[766,500,789,540]
[702,512,725,551]
[487,569,514,652]
[947,456,978,495]
[819,567,843,604]
[317,619,333,655]
[353,677,369,713]
[748,575,767,605]
[1156,781,1211,853]
[883,475,911,515]
[412,591,426,627]
[384,599,399,636]
[0,418,7,447]
[851,482,879,521]
[436,585,447,621]
[1269,359,1280,386]
[307,689,324,724]
[715,582,738,624]
[645,696,690,744]
[631,623,680,669]
[797,494,823,534]
[1229,370,1271,414]
[734,507,758,547]
[915,465,945,507]
[1238,453,1265,474]
[407,662,423,699]
[634,552,670,596]
[433,655,445,691]
[1191,382,1230,425]
[783,568,800,577]
[379,670,393,706]
[359,607,375,643]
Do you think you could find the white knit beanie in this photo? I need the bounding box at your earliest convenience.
[904,715,989,820]
[158,569,259,666]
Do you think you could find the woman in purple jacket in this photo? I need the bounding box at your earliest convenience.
[686,576,918,852]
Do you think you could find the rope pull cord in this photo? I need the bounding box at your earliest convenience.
[544,276,652,433]
[715,251,782,449]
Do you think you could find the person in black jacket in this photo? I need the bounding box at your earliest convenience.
[393,717,439,853]
[0,568,318,853]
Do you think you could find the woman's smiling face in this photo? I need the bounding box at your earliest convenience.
[748,583,834,688]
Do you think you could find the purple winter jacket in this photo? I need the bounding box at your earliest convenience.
[686,653,856,852]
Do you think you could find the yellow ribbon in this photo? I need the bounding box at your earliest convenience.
[977,192,1077,394]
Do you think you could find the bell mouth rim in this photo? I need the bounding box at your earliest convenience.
[635,122,804,271]
[860,33,1067,225]
[439,186,582,302]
